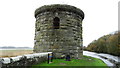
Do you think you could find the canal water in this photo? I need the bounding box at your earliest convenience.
[83,51,120,67]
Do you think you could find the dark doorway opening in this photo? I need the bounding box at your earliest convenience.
[53,17,60,29]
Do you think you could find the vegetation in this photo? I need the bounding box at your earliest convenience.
[32,56,108,68]
[86,31,120,56]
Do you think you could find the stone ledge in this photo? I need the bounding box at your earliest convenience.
[35,4,84,20]
[0,52,52,67]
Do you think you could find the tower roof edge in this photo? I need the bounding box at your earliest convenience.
[35,4,84,20]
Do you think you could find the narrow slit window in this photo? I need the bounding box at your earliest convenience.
[53,17,60,29]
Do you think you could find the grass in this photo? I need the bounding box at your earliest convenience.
[0,49,33,58]
[31,56,109,68]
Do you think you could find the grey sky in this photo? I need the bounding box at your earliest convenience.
[0,0,118,47]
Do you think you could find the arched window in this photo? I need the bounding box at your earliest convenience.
[53,17,60,29]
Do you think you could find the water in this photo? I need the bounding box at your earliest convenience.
[83,51,120,66]
[98,53,120,63]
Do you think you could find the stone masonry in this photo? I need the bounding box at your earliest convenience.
[34,4,84,58]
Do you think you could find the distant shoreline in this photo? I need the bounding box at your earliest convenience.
[0,46,33,50]
[0,48,33,50]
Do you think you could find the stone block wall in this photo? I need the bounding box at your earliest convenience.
[0,52,52,68]
[34,4,84,58]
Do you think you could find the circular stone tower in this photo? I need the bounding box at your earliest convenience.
[34,4,84,58]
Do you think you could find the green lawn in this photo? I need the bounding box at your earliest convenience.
[31,56,109,68]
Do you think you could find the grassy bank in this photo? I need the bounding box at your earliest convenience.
[32,56,109,68]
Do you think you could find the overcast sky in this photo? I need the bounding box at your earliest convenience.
[0,0,119,47]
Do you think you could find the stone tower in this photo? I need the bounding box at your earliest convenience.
[34,4,84,58]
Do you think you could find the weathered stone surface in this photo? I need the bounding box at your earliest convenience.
[1,52,52,67]
[34,4,84,58]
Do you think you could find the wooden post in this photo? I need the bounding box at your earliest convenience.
[48,53,49,64]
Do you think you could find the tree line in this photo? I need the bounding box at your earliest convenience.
[86,31,120,56]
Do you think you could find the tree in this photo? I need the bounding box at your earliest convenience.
[86,31,120,56]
